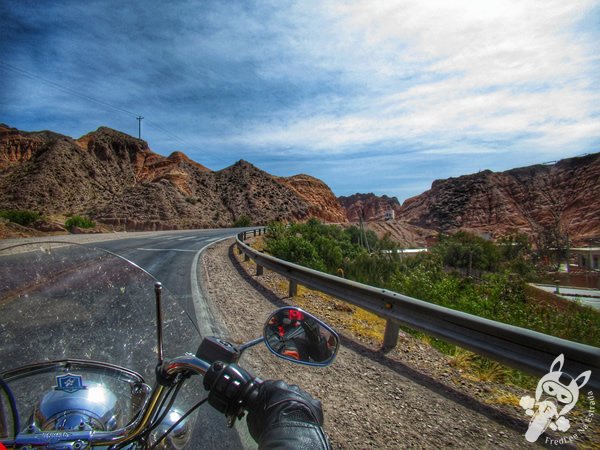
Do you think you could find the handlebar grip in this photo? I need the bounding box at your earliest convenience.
[203,361,261,418]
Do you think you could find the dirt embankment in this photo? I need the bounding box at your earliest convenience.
[198,240,599,449]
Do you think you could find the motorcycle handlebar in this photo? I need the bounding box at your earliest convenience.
[160,357,261,422]
[160,355,212,379]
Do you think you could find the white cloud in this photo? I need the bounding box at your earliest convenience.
[226,0,599,159]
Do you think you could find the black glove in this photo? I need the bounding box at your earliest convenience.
[246,380,330,449]
[301,317,322,344]
[301,319,332,362]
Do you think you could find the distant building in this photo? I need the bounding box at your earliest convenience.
[571,247,600,270]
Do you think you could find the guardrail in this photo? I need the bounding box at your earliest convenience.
[236,229,600,390]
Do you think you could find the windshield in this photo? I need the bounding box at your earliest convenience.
[0,242,201,438]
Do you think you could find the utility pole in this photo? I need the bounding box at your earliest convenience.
[136,116,144,139]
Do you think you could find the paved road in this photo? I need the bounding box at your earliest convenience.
[0,228,254,449]
[96,228,253,449]
[531,283,600,310]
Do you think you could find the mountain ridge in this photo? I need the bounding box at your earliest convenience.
[1,124,598,246]
[0,125,343,230]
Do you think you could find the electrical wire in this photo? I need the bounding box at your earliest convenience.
[0,62,189,145]
[147,397,208,450]
[0,62,139,118]
[0,61,234,168]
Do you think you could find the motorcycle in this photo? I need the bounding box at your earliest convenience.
[0,242,339,449]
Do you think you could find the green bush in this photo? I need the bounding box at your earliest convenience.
[433,231,500,274]
[233,215,252,227]
[65,215,95,230]
[0,209,41,227]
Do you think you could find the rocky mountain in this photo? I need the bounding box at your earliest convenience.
[277,174,347,223]
[397,153,600,245]
[3,123,598,245]
[0,124,345,230]
[338,193,402,222]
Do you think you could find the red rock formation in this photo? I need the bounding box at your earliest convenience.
[0,124,50,170]
[0,125,340,230]
[338,193,402,222]
[398,153,600,244]
[277,174,347,223]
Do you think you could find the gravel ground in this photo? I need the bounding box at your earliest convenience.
[198,239,600,449]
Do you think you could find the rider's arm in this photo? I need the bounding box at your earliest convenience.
[246,380,331,450]
[203,362,331,450]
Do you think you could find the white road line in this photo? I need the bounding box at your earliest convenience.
[177,236,197,241]
[135,248,198,253]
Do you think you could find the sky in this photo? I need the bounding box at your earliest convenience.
[1,0,599,203]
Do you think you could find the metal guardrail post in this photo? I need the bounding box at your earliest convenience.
[256,264,264,276]
[289,280,298,297]
[244,254,250,262]
[383,320,400,351]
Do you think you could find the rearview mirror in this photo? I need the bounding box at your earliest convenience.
[263,307,339,366]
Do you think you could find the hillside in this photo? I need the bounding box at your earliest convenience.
[277,174,347,223]
[0,124,345,230]
[338,193,402,222]
[397,153,600,245]
[3,123,598,244]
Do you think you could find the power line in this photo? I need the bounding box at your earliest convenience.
[0,61,139,118]
[0,61,235,168]
[0,62,189,144]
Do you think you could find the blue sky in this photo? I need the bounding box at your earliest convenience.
[1,0,599,203]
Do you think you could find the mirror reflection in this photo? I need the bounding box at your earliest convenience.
[264,307,339,366]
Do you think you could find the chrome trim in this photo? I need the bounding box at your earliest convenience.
[0,359,145,385]
[162,355,211,378]
[237,337,264,353]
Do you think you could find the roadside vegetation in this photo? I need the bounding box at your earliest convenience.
[65,214,95,231]
[264,219,600,385]
[233,214,252,228]
[0,209,41,227]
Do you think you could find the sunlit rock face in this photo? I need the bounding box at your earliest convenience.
[396,153,600,245]
[0,125,345,229]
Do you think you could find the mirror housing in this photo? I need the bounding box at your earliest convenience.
[263,307,339,366]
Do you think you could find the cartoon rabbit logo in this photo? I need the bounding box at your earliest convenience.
[520,354,591,442]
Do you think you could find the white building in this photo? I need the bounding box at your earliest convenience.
[571,247,600,270]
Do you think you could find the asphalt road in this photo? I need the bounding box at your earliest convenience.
[95,228,252,449]
[530,283,600,310]
[0,228,254,449]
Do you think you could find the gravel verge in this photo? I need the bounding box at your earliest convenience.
[198,239,600,449]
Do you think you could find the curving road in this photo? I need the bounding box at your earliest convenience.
[96,228,254,449]
[0,228,255,449]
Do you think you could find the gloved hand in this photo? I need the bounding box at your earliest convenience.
[301,317,322,344]
[246,380,329,449]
